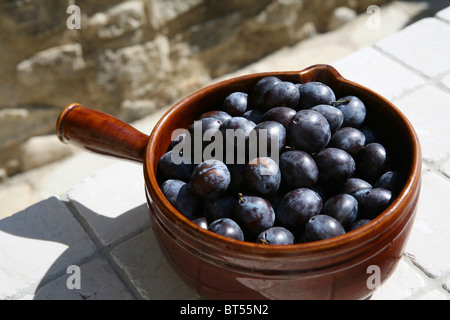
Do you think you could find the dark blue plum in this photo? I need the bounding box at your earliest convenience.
[208,218,244,241]
[220,117,256,165]
[322,194,358,227]
[223,92,250,116]
[203,195,235,222]
[287,109,331,153]
[333,96,366,128]
[189,160,231,199]
[243,157,281,196]
[262,81,300,111]
[279,150,318,189]
[358,188,393,219]
[192,217,208,229]
[250,120,286,156]
[188,117,223,163]
[310,104,344,134]
[161,179,200,220]
[303,215,345,242]
[297,82,336,110]
[340,177,372,195]
[242,109,263,124]
[251,76,282,110]
[200,110,232,123]
[277,188,322,233]
[314,148,355,185]
[329,127,366,156]
[226,163,247,194]
[256,227,294,245]
[158,150,196,182]
[260,106,296,128]
[375,171,402,195]
[234,194,275,235]
[350,219,372,231]
[355,143,387,182]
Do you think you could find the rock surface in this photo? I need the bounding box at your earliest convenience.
[0,0,389,176]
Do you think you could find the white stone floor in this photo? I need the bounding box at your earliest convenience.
[1,6,450,300]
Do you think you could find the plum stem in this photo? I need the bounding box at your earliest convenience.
[334,98,351,104]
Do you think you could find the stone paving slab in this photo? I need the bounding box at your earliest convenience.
[66,161,150,246]
[2,7,450,300]
[375,17,450,78]
[0,196,97,299]
[30,257,135,300]
[332,46,425,101]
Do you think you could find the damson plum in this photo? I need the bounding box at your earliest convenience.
[355,143,387,182]
[328,127,366,156]
[310,104,344,134]
[314,148,355,186]
[322,194,358,227]
[188,117,223,161]
[252,76,282,110]
[158,150,195,182]
[297,82,336,110]
[350,219,372,231]
[340,178,372,195]
[250,121,286,156]
[208,218,244,241]
[279,150,318,189]
[192,217,208,229]
[220,117,256,164]
[333,96,366,128]
[223,92,250,116]
[243,157,281,196]
[287,110,331,153]
[200,110,232,123]
[260,106,296,128]
[161,179,200,220]
[375,171,402,194]
[277,188,322,233]
[189,160,231,199]
[303,215,345,242]
[234,194,275,236]
[203,195,236,222]
[262,81,300,111]
[242,109,263,124]
[256,227,294,245]
[358,188,392,219]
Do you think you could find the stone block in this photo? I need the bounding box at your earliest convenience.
[67,161,150,246]
[375,18,450,78]
[393,85,450,163]
[436,6,450,24]
[332,47,425,100]
[110,228,200,300]
[0,197,97,299]
[371,257,427,300]
[404,172,450,278]
[32,257,135,300]
[441,72,450,91]
[83,1,147,46]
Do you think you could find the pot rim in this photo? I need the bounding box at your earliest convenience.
[144,64,422,257]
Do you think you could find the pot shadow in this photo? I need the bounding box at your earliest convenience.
[0,196,151,300]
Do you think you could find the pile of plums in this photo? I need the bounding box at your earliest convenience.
[157,76,403,245]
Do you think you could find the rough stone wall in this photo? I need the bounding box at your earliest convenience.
[0,0,389,176]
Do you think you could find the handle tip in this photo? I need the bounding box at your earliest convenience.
[56,103,83,143]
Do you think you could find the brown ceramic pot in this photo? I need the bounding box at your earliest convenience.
[56,64,422,300]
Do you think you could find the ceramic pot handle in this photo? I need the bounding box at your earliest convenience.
[56,103,149,163]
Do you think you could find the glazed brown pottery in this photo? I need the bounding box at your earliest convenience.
[56,64,422,300]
